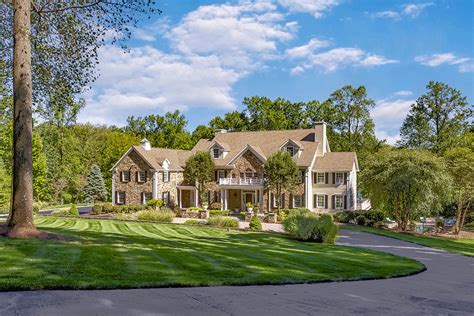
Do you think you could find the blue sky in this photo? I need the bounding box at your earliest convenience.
[78,0,473,144]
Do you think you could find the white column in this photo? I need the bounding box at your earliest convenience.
[224,189,228,210]
[305,167,313,210]
[220,189,224,210]
[152,171,158,200]
[179,189,182,208]
[111,170,116,205]
[194,188,199,207]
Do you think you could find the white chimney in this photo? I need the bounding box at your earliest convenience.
[140,138,151,151]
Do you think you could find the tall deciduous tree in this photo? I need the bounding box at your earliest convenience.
[184,152,214,207]
[264,151,300,212]
[0,0,159,236]
[84,165,108,203]
[444,147,474,234]
[398,81,472,153]
[361,149,449,231]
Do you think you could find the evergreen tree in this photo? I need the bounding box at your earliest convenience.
[84,165,107,203]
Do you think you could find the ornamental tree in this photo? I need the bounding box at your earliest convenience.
[264,151,300,212]
[84,165,108,203]
[184,151,215,207]
[361,149,450,231]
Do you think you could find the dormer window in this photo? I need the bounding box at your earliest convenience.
[286,146,295,156]
[212,147,221,159]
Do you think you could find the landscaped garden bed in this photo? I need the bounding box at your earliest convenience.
[0,217,425,291]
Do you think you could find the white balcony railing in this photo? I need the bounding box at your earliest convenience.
[219,178,263,186]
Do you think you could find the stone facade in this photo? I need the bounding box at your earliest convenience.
[157,170,184,208]
[114,151,153,205]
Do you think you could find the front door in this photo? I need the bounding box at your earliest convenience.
[245,193,254,205]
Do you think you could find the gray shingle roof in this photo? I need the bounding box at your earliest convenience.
[313,152,358,172]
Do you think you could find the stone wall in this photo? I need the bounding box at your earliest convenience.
[157,171,184,208]
[114,150,153,205]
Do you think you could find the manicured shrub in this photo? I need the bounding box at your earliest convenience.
[112,205,122,213]
[207,216,239,228]
[102,203,113,213]
[62,193,73,204]
[239,211,246,219]
[365,210,385,222]
[209,209,231,217]
[184,219,203,225]
[436,218,444,228]
[283,212,338,244]
[161,206,172,212]
[69,205,79,216]
[210,202,222,210]
[147,199,164,210]
[355,215,366,226]
[249,215,262,230]
[92,204,103,214]
[366,219,375,227]
[188,207,203,212]
[136,210,174,223]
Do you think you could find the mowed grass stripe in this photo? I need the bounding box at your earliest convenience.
[0,218,425,290]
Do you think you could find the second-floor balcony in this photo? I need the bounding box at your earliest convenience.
[219,178,263,186]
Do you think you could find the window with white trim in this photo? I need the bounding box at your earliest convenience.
[316,195,325,208]
[245,169,253,179]
[212,148,220,159]
[116,192,125,204]
[121,171,130,182]
[335,195,344,209]
[163,171,169,182]
[335,172,344,185]
[142,192,152,204]
[138,171,146,183]
[293,195,303,208]
[286,146,295,156]
[317,172,325,184]
[218,170,225,179]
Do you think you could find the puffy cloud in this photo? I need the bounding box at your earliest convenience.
[402,3,433,17]
[415,53,473,72]
[371,2,433,20]
[286,38,397,73]
[276,0,340,18]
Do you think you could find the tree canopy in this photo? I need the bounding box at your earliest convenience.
[183,151,214,206]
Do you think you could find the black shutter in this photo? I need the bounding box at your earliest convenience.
[271,193,274,208]
[281,193,285,208]
[313,173,317,184]
[332,195,335,209]
[214,170,218,182]
[224,170,228,178]
[123,192,126,205]
[344,195,347,209]
[136,171,139,182]
[120,171,123,182]
[289,194,293,209]
[313,194,317,207]
[324,195,328,208]
[325,173,329,184]
[344,172,348,184]
[332,173,335,184]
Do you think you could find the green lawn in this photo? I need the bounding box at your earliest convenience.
[342,225,474,257]
[0,217,424,291]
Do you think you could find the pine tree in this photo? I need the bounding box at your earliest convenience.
[84,165,107,203]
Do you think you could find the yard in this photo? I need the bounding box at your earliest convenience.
[0,217,424,291]
[342,225,474,257]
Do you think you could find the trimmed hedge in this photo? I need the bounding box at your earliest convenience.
[283,213,338,244]
[356,215,366,226]
[92,204,103,215]
[69,205,79,216]
[136,210,174,223]
[207,216,239,228]
[249,215,262,230]
[209,209,231,217]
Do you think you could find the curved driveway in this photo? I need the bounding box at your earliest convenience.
[0,229,473,315]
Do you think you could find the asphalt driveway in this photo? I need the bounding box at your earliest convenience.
[0,229,472,316]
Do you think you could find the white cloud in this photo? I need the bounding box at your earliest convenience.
[371,2,433,20]
[371,11,400,19]
[402,3,433,17]
[277,0,340,18]
[371,95,415,145]
[415,53,473,72]
[78,46,240,126]
[286,38,398,73]
[290,66,305,75]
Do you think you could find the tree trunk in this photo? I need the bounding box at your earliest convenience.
[4,0,39,237]
[454,200,463,235]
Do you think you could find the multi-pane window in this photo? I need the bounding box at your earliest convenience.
[317,195,325,208]
[218,170,225,179]
[293,195,303,208]
[335,172,344,185]
[286,146,295,156]
[317,172,325,184]
[116,192,125,204]
[138,171,146,183]
[163,171,170,182]
[163,191,170,206]
[142,192,152,204]
[213,148,220,159]
[335,195,344,209]
[245,169,253,179]
[121,171,130,182]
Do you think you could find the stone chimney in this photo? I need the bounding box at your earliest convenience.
[140,138,151,151]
